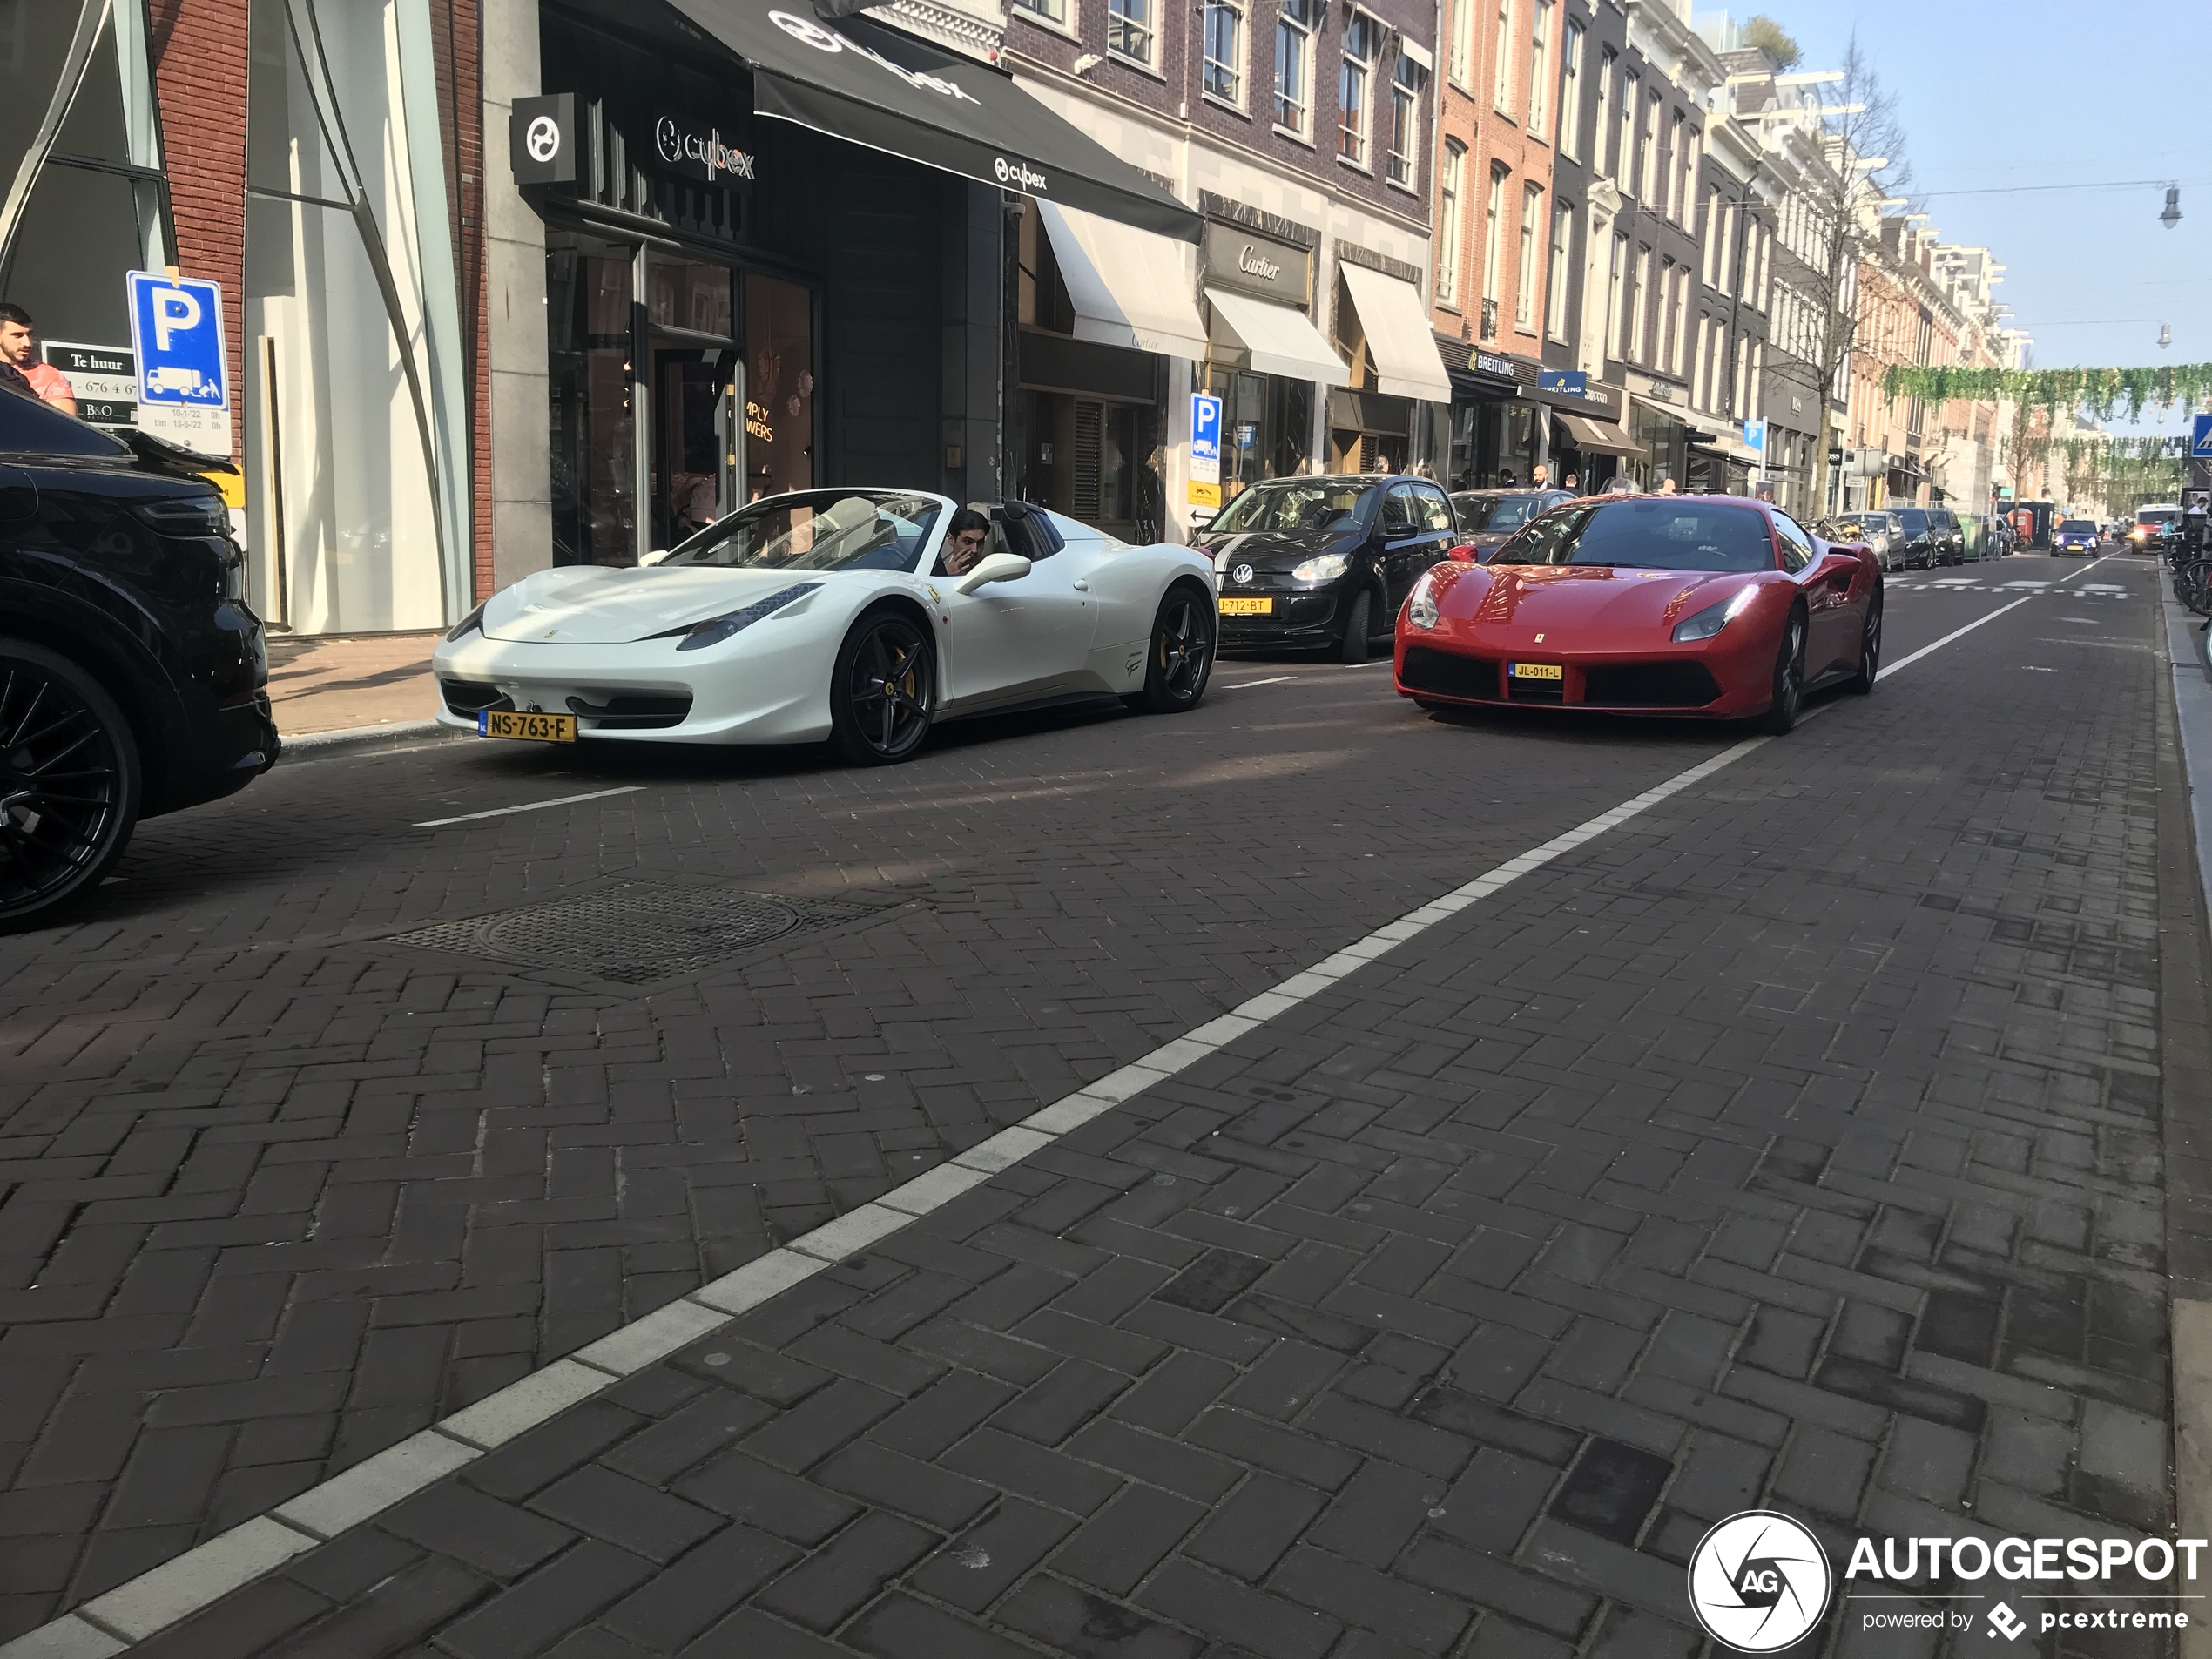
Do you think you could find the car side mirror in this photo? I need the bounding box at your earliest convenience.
[954,551,1032,595]
[639,549,671,567]
[1447,543,1479,562]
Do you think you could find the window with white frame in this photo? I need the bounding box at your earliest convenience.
[1607,231,1627,360]
[1517,183,1541,327]
[1493,0,1514,113]
[1547,197,1571,338]
[1694,315,1710,408]
[1629,243,1649,361]
[1636,92,1656,202]
[1594,48,1614,173]
[1109,0,1155,64]
[1701,185,1721,284]
[1437,140,1466,305]
[1558,21,1583,159]
[1619,71,1638,192]
[1203,0,1243,104]
[1010,0,1068,24]
[1483,163,1507,313]
[1670,266,1689,375]
[1449,0,1474,89]
[1341,11,1381,163]
[1666,111,1683,220]
[1275,0,1315,133]
[1659,257,1676,368]
[1528,1,1551,140]
[1387,52,1424,185]
[1683,127,1702,225]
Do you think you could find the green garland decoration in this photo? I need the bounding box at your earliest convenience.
[1879,362,2212,422]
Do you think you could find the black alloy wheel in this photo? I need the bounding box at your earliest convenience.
[1337,589,1375,665]
[0,641,142,930]
[1125,586,1215,713]
[1848,594,1882,694]
[1758,610,1807,734]
[829,610,935,765]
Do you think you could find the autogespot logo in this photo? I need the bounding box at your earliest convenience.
[1688,1512,1832,1652]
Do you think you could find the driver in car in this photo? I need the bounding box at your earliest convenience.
[941,508,993,576]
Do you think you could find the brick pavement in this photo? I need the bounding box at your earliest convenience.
[0,554,2189,1656]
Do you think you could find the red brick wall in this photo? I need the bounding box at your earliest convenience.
[147,0,251,468]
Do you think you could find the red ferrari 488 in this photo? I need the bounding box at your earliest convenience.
[1394,496,1880,732]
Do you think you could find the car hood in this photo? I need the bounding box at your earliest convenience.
[1197,528,1362,571]
[1440,563,1766,636]
[482,563,853,644]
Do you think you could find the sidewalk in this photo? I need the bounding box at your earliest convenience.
[266,631,442,737]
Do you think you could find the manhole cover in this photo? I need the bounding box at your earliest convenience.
[388,882,882,984]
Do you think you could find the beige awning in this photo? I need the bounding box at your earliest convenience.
[1338,262,1453,401]
[1557,411,1643,458]
[1205,287,1352,386]
[1037,202,1211,360]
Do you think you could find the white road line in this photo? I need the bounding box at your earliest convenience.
[415,786,644,827]
[0,584,2047,1659]
[1879,596,2035,680]
[2054,554,2115,584]
[1224,676,1300,690]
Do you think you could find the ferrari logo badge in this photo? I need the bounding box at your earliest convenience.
[1534,632,1545,643]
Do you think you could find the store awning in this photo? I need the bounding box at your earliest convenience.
[1338,263,1452,401]
[1037,203,1210,359]
[1205,287,1352,386]
[1556,411,1642,458]
[669,3,1200,239]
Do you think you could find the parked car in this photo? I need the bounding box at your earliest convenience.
[1396,495,1880,734]
[0,389,276,929]
[2052,517,2101,556]
[1448,489,1576,559]
[1201,474,1460,664]
[435,491,1216,765]
[1823,510,1905,570]
[1887,506,1964,568]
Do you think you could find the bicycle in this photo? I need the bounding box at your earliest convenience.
[2176,558,2212,617]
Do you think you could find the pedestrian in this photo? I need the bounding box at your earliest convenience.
[1499,467,1518,486]
[1658,476,1679,496]
[1561,472,1579,492]
[0,304,76,415]
[1530,463,1548,489]
[1411,458,1436,480]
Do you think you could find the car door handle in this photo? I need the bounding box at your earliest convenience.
[1071,579,1089,591]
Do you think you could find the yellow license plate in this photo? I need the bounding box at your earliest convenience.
[1217,597,1273,616]
[478,709,577,743]
[1508,662,1564,681]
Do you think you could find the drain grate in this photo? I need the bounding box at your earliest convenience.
[388,881,883,985]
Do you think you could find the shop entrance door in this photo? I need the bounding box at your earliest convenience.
[651,345,738,551]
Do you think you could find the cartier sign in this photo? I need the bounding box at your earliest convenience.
[1202,219,1310,303]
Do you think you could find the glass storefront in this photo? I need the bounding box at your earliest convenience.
[547,232,637,567]
[1209,368,1312,500]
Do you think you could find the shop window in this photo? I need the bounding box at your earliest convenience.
[1275,0,1314,134]
[545,231,637,569]
[1340,12,1379,163]
[244,0,465,631]
[1109,0,1156,65]
[1386,53,1423,186]
[745,273,815,502]
[1204,0,1244,105]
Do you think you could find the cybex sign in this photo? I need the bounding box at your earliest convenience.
[768,10,980,103]
[654,118,757,182]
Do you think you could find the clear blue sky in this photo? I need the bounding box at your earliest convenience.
[1736,0,2210,436]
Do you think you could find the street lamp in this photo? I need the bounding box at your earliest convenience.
[2161,185,2182,229]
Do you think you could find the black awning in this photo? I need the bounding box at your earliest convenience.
[668,3,1201,239]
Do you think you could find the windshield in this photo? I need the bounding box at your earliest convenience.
[1491,500,1777,572]
[1211,481,1374,535]
[666,490,942,571]
[1894,509,1929,530]
[1453,493,1544,534]
[2060,519,2096,532]
[2141,509,2178,525]
[1833,516,1884,536]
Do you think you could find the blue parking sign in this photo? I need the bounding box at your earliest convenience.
[127,271,231,454]
[1190,395,1222,465]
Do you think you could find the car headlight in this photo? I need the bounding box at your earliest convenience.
[1670,584,1761,644]
[1407,574,1440,630]
[131,492,230,537]
[658,582,821,651]
[1291,553,1350,583]
[444,603,487,643]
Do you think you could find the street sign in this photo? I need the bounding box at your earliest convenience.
[2193,413,2212,459]
[126,272,230,455]
[1188,394,1222,504]
[1537,368,1588,397]
[1743,420,1766,455]
[511,93,578,186]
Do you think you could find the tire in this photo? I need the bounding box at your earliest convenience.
[0,639,142,932]
[1847,593,1882,694]
[827,608,935,765]
[1337,590,1375,665]
[1757,609,1807,735]
[1123,584,1216,714]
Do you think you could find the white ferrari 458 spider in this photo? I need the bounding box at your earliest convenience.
[432,490,1217,764]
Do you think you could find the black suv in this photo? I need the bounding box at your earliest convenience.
[1,390,276,928]
[1199,474,1460,663]
[1890,505,1964,568]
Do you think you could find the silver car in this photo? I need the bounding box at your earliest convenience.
[1824,510,1906,571]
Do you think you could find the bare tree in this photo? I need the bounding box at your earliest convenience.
[1756,37,1910,515]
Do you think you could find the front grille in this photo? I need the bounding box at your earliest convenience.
[1506,674,1565,703]
[1581,661,1722,707]
[387,882,885,986]
[1400,646,1499,699]
[440,678,509,716]
[567,691,694,731]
